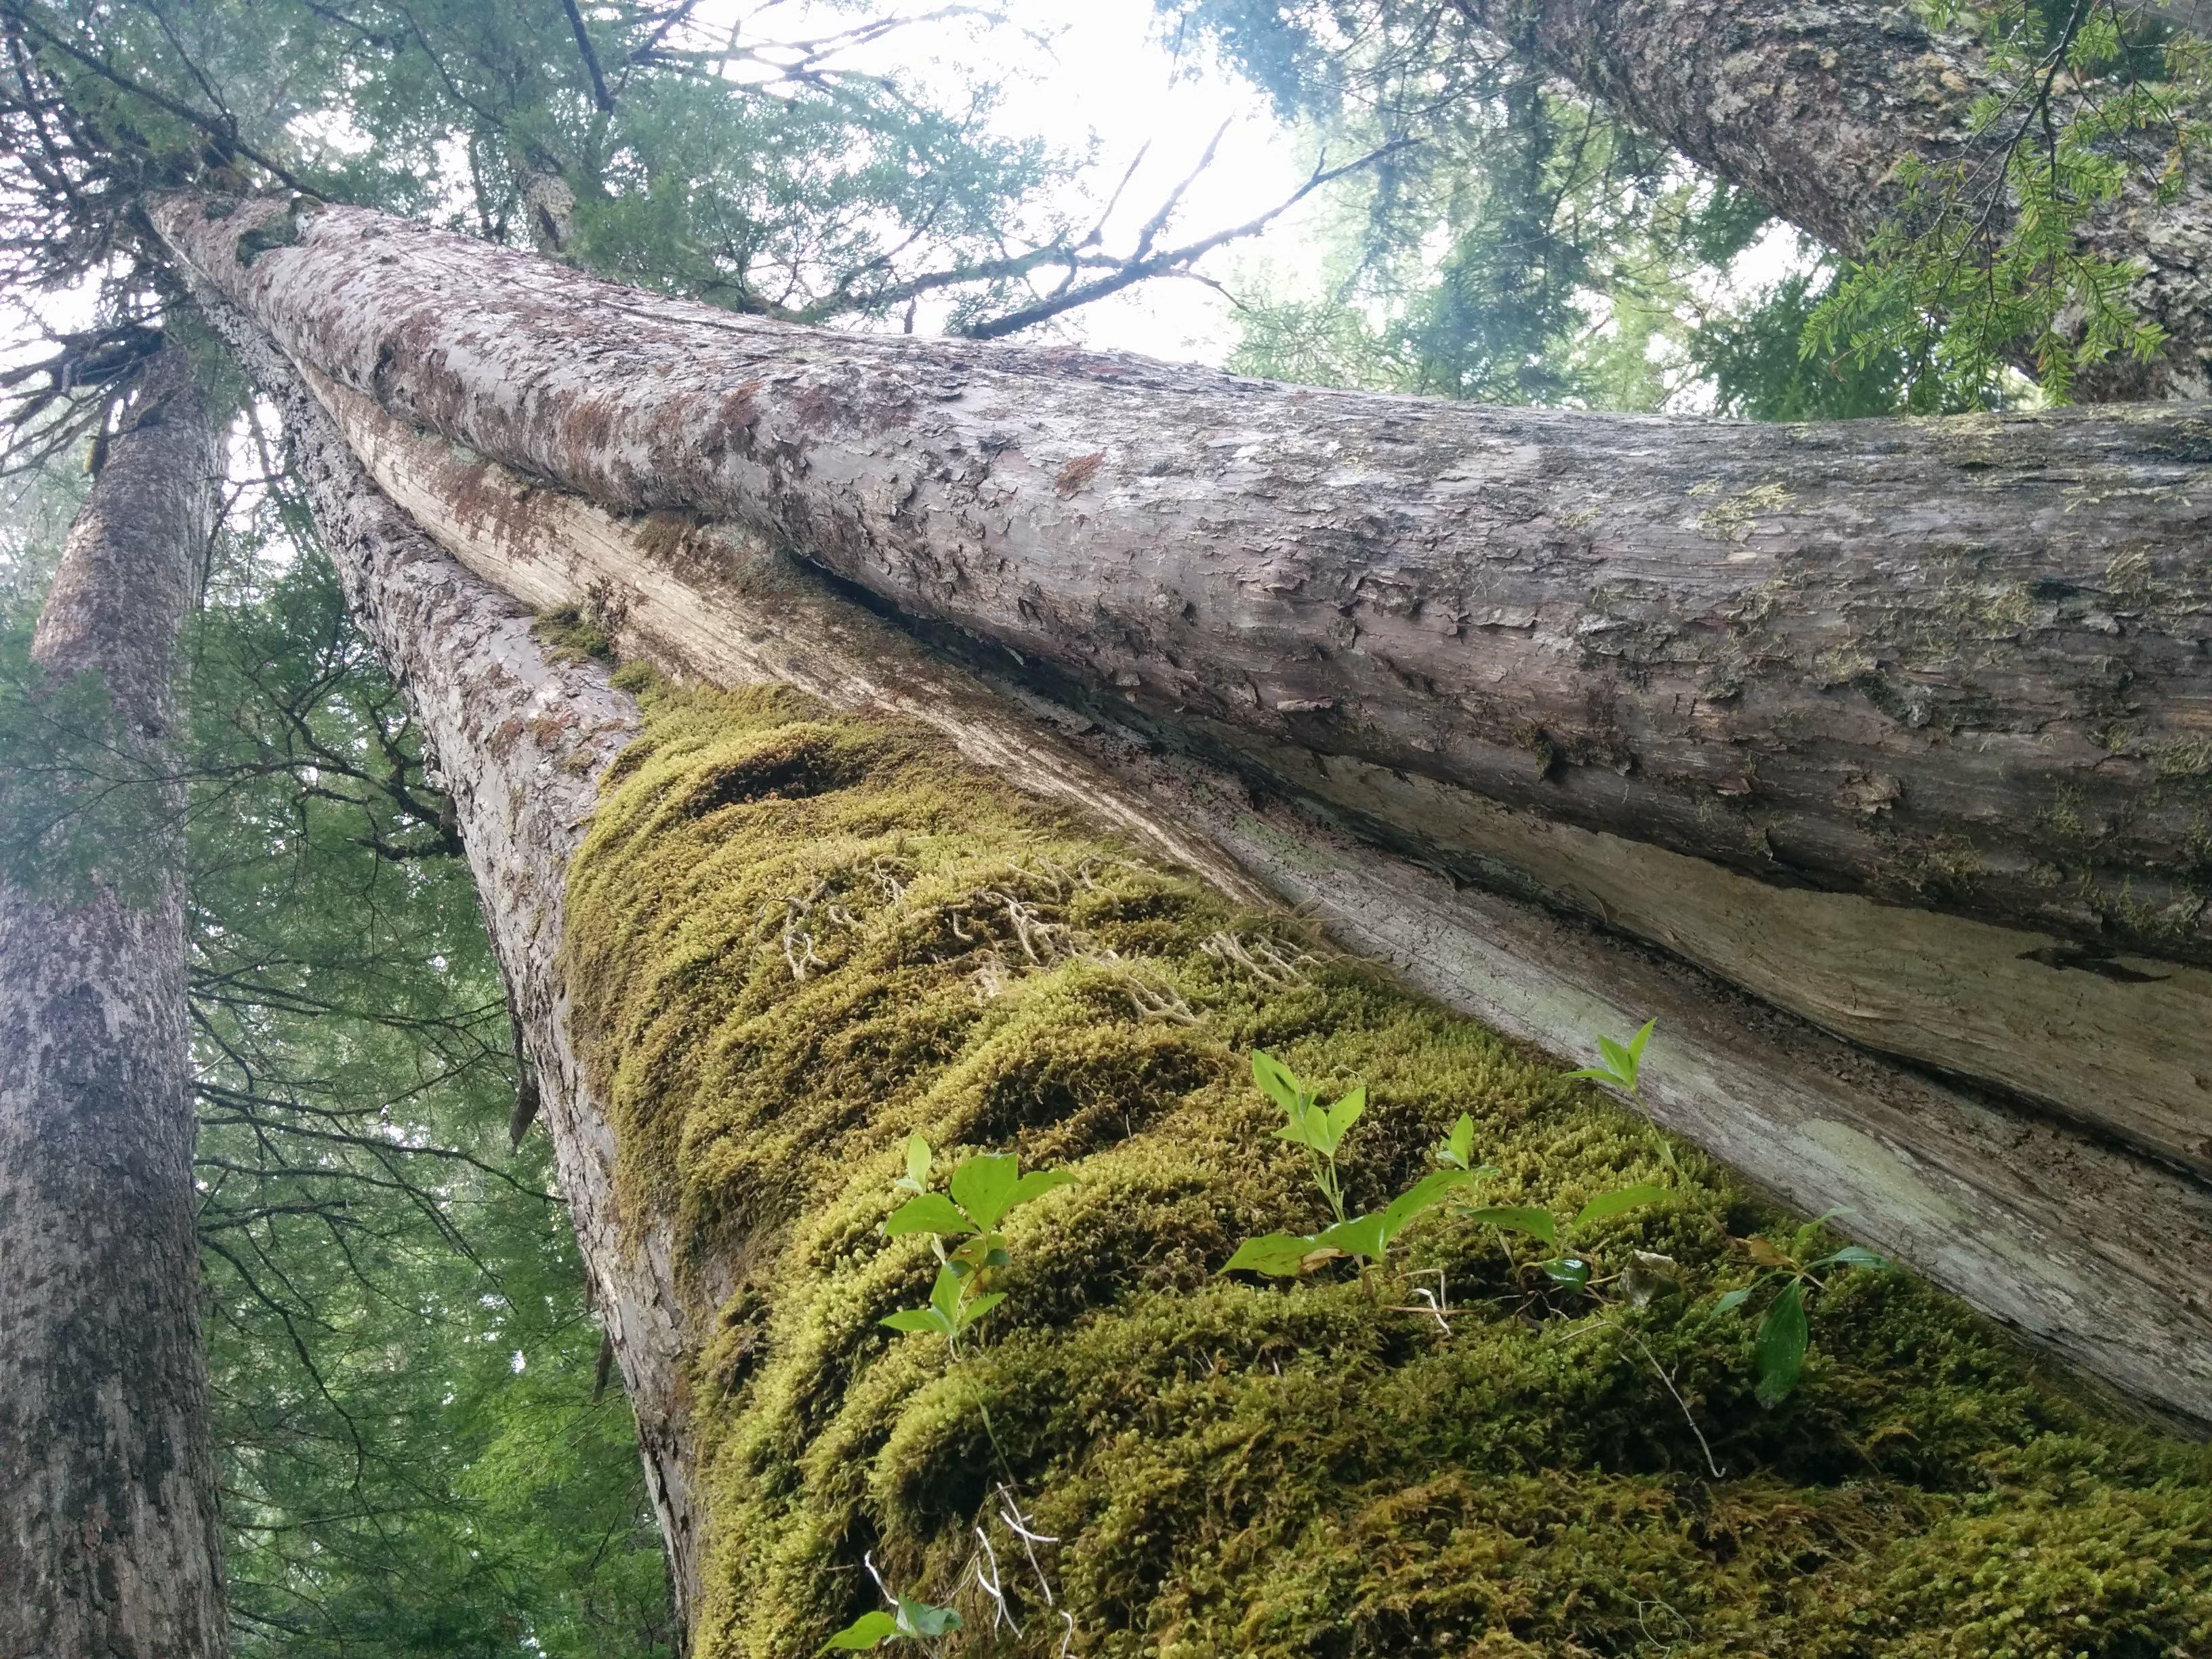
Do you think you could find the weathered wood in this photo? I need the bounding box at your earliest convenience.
[1452,0,2212,399]
[0,346,226,1658]
[153,197,2212,983]
[315,375,2212,1431]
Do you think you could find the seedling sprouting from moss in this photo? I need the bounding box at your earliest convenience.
[1564,1017,1656,1094]
[1717,1211,1887,1406]
[1464,1182,1673,1293]
[821,1552,962,1652]
[1224,1053,1497,1278]
[880,1133,1072,1353]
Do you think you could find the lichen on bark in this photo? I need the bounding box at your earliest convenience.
[562,675,2212,1659]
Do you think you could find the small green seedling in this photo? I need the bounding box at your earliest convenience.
[1465,1181,1673,1292]
[1564,1017,1656,1094]
[823,1582,962,1651]
[880,1134,1072,1352]
[1224,1080,1499,1278]
[1716,1210,1887,1407]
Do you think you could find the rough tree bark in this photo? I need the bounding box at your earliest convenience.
[157,215,2212,1659]
[0,345,226,1658]
[152,199,2212,981]
[1452,0,2212,399]
[312,369,2212,1430]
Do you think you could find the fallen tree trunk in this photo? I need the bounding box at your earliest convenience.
[154,199,2212,975]
[1452,0,2212,400]
[177,247,2212,1659]
[0,345,226,1658]
[318,370,2212,1431]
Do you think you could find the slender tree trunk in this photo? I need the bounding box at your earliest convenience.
[1453,0,2212,399]
[155,197,2212,974]
[173,269,711,1637]
[0,346,225,1659]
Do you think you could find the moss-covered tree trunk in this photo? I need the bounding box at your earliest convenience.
[164,209,2212,1659]
[0,345,226,1658]
[1450,0,2212,399]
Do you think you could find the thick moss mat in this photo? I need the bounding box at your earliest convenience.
[562,676,2211,1659]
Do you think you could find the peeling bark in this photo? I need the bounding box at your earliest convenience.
[0,346,226,1658]
[1454,0,2212,400]
[317,377,2212,1431]
[157,197,2212,972]
[173,279,712,1633]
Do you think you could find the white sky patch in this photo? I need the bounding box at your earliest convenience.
[691,0,1325,362]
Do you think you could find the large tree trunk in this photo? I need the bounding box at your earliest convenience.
[150,199,2212,968]
[314,367,2212,1432]
[0,346,226,1658]
[152,197,2212,1170]
[169,219,2212,1659]
[1453,0,2212,400]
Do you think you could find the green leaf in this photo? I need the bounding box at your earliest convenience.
[880,1308,949,1336]
[1439,1113,1475,1169]
[1597,1036,1635,1083]
[1814,1244,1886,1271]
[823,1610,901,1650]
[1004,1168,1075,1212]
[1319,1212,1388,1262]
[1570,1184,1671,1231]
[1381,1167,1473,1243]
[1542,1256,1591,1291]
[895,1601,962,1639]
[1324,1084,1366,1144]
[1755,1279,1810,1408]
[928,1265,964,1323]
[1562,1065,1629,1086]
[1273,1109,1324,1153]
[951,1290,1005,1333]
[884,1193,974,1238]
[1465,1206,1557,1248]
[949,1153,1020,1231]
[902,1132,932,1192]
[1714,1287,1755,1315]
[1626,1017,1656,1060]
[1222,1232,1321,1277]
[1251,1049,1305,1114]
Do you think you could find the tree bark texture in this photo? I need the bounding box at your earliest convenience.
[155,199,2212,981]
[171,279,714,1633]
[312,372,2212,1431]
[1455,0,2212,401]
[0,346,226,1659]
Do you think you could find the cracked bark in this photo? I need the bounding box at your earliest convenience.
[0,345,226,1659]
[1453,0,2212,399]
[314,373,2212,1430]
[155,198,2212,976]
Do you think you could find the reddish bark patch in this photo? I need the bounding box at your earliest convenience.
[1054,452,1107,498]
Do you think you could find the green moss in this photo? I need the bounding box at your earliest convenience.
[563,679,2212,1659]
[533,605,617,665]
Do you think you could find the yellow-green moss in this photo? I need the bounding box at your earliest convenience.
[563,679,2212,1659]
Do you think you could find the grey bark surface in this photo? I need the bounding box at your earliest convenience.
[1454,0,2212,400]
[0,346,226,1658]
[316,377,2212,1430]
[157,198,2212,972]
[172,279,712,1634]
